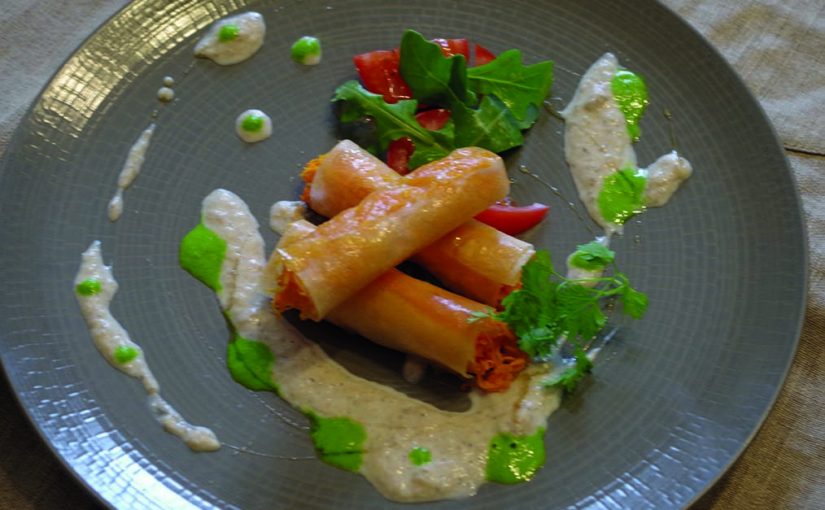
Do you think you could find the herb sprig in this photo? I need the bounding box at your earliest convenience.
[474,247,648,393]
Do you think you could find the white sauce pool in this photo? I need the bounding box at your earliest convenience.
[107,123,155,222]
[194,12,265,66]
[74,242,220,452]
[157,87,175,102]
[269,200,307,233]
[235,109,273,143]
[202,189,561,502]
[562,53,692,234]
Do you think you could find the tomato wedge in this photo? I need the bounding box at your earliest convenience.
[474,43,496,66]
[475,202,550,235]
[432,38,470,59]
[353,49,412,103]
[386,109,452,174]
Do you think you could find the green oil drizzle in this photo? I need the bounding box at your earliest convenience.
[180,222,226,292]
[611,69,649,142]
[307,413,366,472]
[408,446,432,466]
[485,428,546,484]
[114,345,139,364]
[219,24,240,42]
[75,278,102,296]
[227,333,279,393]
[241,114,264,132]
[598,168,647,225]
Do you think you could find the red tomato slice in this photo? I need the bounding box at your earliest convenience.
[432,38,470,59]
[475,43,496,66]
[387,138,414,175]
[386,109,452,174]
[475,202,550,235]
[414,108,451,130]
[353,49,412,103]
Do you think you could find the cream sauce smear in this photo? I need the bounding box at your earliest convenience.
[562,53,692,234]
[194,12,265,66]
[107,123,155,222]
[74,242,220,452]
[201,189,561,502]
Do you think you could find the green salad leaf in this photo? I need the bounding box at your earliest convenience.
[467,49,554,123]
[398,30,476,108]
[332,80,454,165]
[333,29,554,170]
[451,95,524,154]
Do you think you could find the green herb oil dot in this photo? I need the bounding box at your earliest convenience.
[291,36,322,65]
[307,413,366,472]
[218,24,240,42]
[227,334,279,393]
[75,278,102,296]
[241,114,264,132]
[179,222,226,291]
[485,429,546,484]
[114,345,139,364]
[409,446,432,466]
[611,69,649,142]
[597,168,647,225]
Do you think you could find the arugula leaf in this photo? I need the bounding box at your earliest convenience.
[398,30,476,108]
[332,80,454,160]
[568,241,615,271]
[451,96,524,154]
[467,49,554,123]
[597,168,647,225]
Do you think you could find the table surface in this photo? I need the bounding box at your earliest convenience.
[1,0,823,508]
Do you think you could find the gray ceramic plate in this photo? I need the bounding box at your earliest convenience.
[0,0,807,508]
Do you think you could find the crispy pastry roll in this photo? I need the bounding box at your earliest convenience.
[274,220,528,391]
[302,140,535,306]
[273,146,509,321]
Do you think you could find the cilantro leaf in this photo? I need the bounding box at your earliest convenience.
[332,80,454,160]
[568,241,615,271]
[467,49,554,124]
[398,30,476,108]
[487,248,649,394]
[597,168,647,225]
[618,280,649,319]
[542,347,593,394]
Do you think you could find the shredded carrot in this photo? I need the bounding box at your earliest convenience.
[273,268,316,320]
[472,322,529,392]
[299,155,324,203]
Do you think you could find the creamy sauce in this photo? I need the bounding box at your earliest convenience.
[74,242,220,452]
[562,54,692,234]
[269,200,307,234]
[107,123,155,222]
[157,87,175,102]
[193,189,561,502]
[561,54,636,234]
[642,151,693,207]
[235,109,273,144]
[194,12,265,66]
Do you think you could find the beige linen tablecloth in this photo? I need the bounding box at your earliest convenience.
[1,0,822,508]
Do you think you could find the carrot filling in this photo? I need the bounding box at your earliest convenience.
[472,322,529,392]
[274,268,316,320]
[299,155,324,202]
